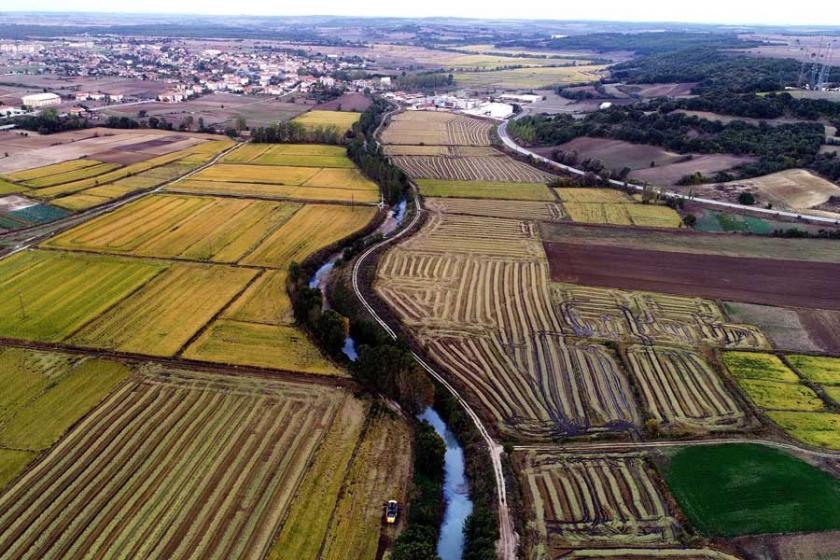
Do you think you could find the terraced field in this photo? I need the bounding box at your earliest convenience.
[518,451,678,552]
[394,154,555,182]
[381,111,494,146]
[627,346,747,434]
[0,370,354,560]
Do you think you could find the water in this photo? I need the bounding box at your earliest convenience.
[376,198,408,237]
[342,337,358,361]
[418,407,473,560]
[308,258,337,290]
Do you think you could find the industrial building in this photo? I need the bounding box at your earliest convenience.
[21,92,61,109]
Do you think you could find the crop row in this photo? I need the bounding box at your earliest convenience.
[381,111,493,146]
[392,154,555,182]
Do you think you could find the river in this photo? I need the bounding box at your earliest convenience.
[307,198,473,559]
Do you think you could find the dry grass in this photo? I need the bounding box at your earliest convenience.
[292,110,361,132]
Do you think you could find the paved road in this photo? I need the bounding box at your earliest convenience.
[498,117,840,226]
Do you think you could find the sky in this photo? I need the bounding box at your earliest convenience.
[6,0,840,26]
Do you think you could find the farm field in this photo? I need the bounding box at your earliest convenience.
[221,143,353,167]
[550,283,768,349]
[394,155,556,182]
[292,110,361,132]
[534,137,684,172]
[0,346,129,489]
[381,111,494,146]
[383,145,499,157]
[724,352,840,449]
[627,346,748,434]
[423,197,564,220]
[663,443,840,537]
[723,303,824,354]
[452,64,608,89]
[518,451,678,553]
[417,179,555,201]
[539,222,840,264]
[628,154,754,186]
[543,242,840,310]
[556,188,682,228]
[169,179,380,204]
[0,369,377,560]
[712,168,840,213]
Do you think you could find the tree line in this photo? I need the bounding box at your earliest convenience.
[250,121,344,144]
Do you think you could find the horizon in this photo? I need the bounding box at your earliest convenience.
[3,4,840,29]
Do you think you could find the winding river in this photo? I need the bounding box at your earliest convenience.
[308,199,473,559]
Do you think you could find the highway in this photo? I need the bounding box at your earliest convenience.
[497,116,840,226]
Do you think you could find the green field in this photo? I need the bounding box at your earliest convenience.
[293,110,361,132]
[417,178,554,201]
[664,443,840,537]
[0,346,129,489]
[789,355,840,385]
[723,352,799,382]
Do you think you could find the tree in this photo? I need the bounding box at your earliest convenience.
[738,192,756,205]
[235,115,247,132]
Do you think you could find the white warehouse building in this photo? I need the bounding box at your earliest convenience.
[21,92,61,109]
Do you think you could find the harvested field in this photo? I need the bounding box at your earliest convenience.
[564,550,739,560]
[0,370,355,560]
[544,242,840,311]
[0,250,165,342]
[555,188,633,203]
[182,320,342,376]
[242,204,376,268]
[664,443,840,537]
[383,145,500,157]
[627,346,747,434]
[452,65,608,89]
[550,283,768,349]
[69,263,257,357]
[715,168,840,211]
[292,110,360,132]
[417,179,554,201]
[556,188,682,228]
[539,222,840,264]
[381,111,493,146]
[376,212,641,439]
[628,154,754,186]
[518,451,678,551]
[535,137,684,172]
[45,195,301,263]
[394,155,556,182]
[797,308,840,354]
[424,197,564,220]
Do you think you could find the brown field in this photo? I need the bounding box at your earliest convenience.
[380,111,493,146]
[712,168,840,212]
[392,155,555,182]
[539,222,840,264]
[383,145,500,157]
[0,369,358,560]
[723,302,823,354]
[619,83,698,98]
[518,451,678,553]
[315,92,372,112]
[535,137,684,171]
[797,309,840,354]
[628,154,754,186]
[544,242,840,310]
[626,346,747,434]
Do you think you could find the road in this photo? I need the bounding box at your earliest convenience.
[350,103,519,560]
[497,117,840,226]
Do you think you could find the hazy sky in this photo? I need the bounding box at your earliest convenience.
[9,0,840,26]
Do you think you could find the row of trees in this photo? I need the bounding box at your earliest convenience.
[657,91,840,122]
[10,108,87,134]
[250,121,345,144]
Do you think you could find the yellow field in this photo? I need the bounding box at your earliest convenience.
[45,194,301,263]
[222,269,292,325]
[50,193,110,211]
[5,158,101,182]
[453,64,609,89]
[563,200,681,228]
[190,163,320,185]
[243,205,376,268]
[293,110,361,131]
[169,179,380,204]
[22,162,122,188]
[556,188,633,203]
[788,355,840,385]
[70,263,257,356]
[723,352,799,382]
[183,320,343,376]
[767,411,840,449]
[418,179,555,201]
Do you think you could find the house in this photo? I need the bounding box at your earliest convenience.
[21,92,61,108]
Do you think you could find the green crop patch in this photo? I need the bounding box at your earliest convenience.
[664,443,840,537]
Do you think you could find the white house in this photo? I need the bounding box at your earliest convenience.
[21,92,61,109]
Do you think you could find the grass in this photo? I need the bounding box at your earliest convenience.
[0,250,165,342]
[417,178,554,201]
[243,204,376,268]
[556,188,632,203]
[182,319,344,376]
[664,443,840,537]
[0,178,28,195]
[452,64,608,89]
[723,352,800,382]
[293,110,361,132]
[735,379,824,411]
[788,355,840,385]
[0,449,34,491]
[70,263,257,357]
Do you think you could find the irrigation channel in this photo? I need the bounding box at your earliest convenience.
[308,197,473,560]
